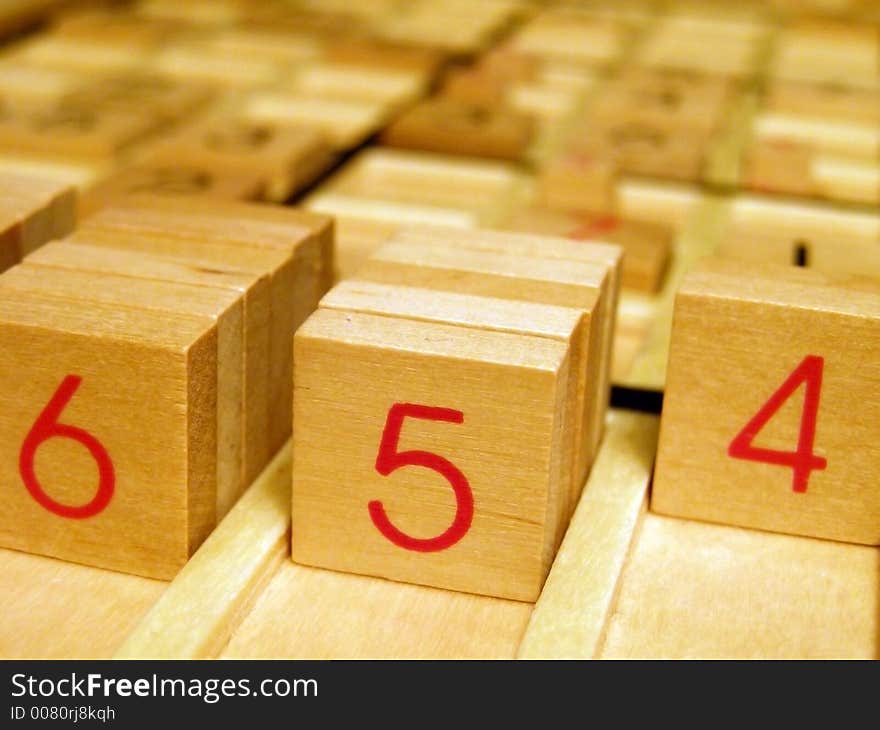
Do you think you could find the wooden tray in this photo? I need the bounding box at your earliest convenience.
[6,408,873,658]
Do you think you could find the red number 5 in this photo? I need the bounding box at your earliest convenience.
[371,403,474,552]
[19,375,115,519]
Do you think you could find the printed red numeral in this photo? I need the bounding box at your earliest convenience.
[371,403,474,552]
[728,355,827,493]
[19,375,115,518]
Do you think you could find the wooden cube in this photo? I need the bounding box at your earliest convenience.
[359,227,620,487]
[0,174,76,271]
[569,119,708,181]
[0,289,216,578]
[380,97,535,162]
[322,278,588,537]
[0,263,245,520]
[25,238,273,490]
[0,104,160,160]
[78,160,265,218]
[653,258,880,545]
[78,199,332,456]
[140,116,334,202]
[292,308,571,601]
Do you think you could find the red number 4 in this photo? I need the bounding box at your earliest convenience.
[728,355,827,493]
[371,403,474,552]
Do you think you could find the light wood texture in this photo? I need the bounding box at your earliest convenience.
[243,91,389,149]
[79,200,332,455]
[3,263,244,519]
[0,174,76,271]
[0,106,160,161]
[292,308,570,602]
[68,225,286,480]
[222,561,532,659]
[600,513,879,659]
[139,116,334,203]
[380,97,535,161]
[765,81,880,125]
[0,290,216,579]
[303,148,528,228]
[501,206,672,293]
[568,119,709,182]
[654,258,880,545]
[116,443,291,659]
[322,279,588,536]
[518,410,658,658]
[78,160,265,217]
[362,226,621,481]
[29,239,273,489]
[0,547,167,659]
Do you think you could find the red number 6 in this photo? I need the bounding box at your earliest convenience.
[371,403,474,552]
[19,375,115,519]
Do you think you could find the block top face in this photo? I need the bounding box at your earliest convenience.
[293,308,569,601]
[113,194,333,238]
[395,224,623,270]
[322,280,584,341]
[680,257,880,320]
[298,307,569,375]
[83,199,330,254]
[27,240,266,293]
[369,239,610,293]
[4,263,241,321]
[0,287,214,353]
[655,257,880,545]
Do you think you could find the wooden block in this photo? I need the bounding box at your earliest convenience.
[717,215,880,279]
[0,289,216,578]
[746,140,880,204]
[140,116,334,203]
[383,226,622,465]
[308,149,526,226]
[292,308,571,601]
[537,152,618,214]
[0,104,160,161]
[0,174,76,269]
[379,98,535,162]
[110,195,335,301]
[2,263,245,520]
[359,233,615,486]
[501,207,672,293]
[323,39,444,76]
[243,91,388,149]
[60,73,215,124]
[322,279,589,533]
[78,160,265,217]
[29,239,272,489]
[79,201,331,454]
[568,119,708,181]
[764,82,880,126]
[289,64,428,108]
[653,258,880,545]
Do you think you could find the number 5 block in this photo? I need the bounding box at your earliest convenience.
[653,258,880,545]
[292,308,571,601]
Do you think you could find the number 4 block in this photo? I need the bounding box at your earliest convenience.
[653,258,880,545]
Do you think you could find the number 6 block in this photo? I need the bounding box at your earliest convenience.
[292,308,571,601]
[653,258,880,545]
